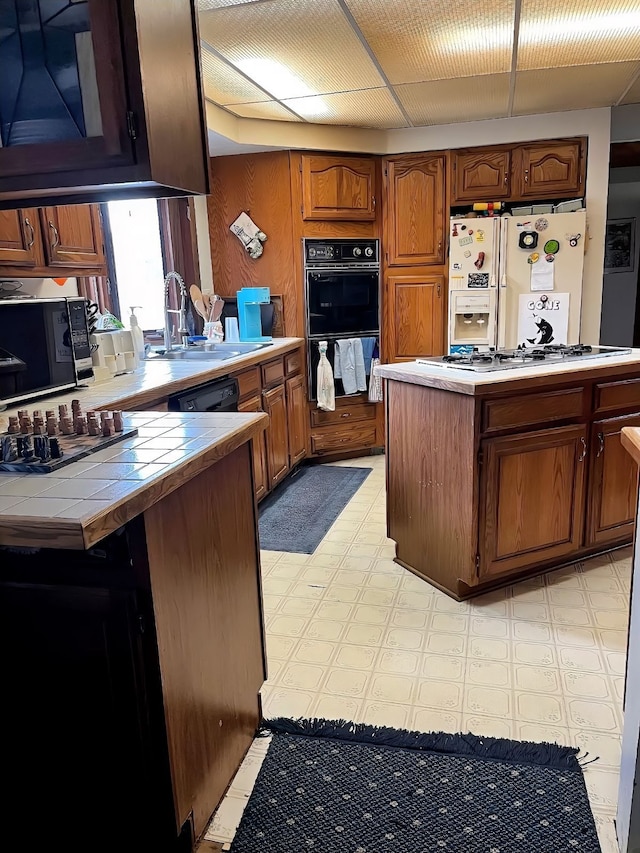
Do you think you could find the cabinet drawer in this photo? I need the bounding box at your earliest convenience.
[311,403,377,428]
[261,358,285,390]
[594,379,640,414]
[235,367,261,401]
[311,425,377,454]
[285,349,303,377]
[482,388,585,433]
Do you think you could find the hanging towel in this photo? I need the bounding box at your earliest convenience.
[334,338,367,395]
[316,340,335,411]
[368,341,383,403]
[361,336,377,375]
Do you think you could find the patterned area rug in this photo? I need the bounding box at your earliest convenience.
[230,719,600,852]
[258,465,371,553]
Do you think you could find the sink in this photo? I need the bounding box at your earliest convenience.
[148,341,273,362]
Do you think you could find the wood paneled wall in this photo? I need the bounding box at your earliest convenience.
[208,152,300,337]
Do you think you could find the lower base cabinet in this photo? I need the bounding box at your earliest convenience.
[286,374,308,465]
[263,384,290,489]
[238,394,269,501]
[587,413,640,546]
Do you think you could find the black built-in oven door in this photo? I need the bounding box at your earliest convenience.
[307,270,379,337]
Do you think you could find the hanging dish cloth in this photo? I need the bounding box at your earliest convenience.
[368,341,383,403]
[334,338,367,395]
[317,340,335,412]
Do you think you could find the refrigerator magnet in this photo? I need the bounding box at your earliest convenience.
[567,233,582,247]
[519,231,538,249]
[463,250,472,258]
[543,239,560,255]
[535,217,549,231]
[527,252,540,264]
[545,253,555,263]
[459,235,473,247]
[452,223,459,236]
[476,230,485,242]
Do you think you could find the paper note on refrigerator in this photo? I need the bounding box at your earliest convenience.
[530,261,555,292]
[517,293,570,347]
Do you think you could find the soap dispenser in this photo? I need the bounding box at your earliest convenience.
[129,306,145,364]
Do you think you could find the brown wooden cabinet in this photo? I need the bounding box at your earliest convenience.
[286,374,307,465]
[386,272,444,362]
[452,149,511,202]
[384,154,446,266]
[480,424,588,578]
[262,384,290,489]
[301,155,376,221]
[516,140,585,199]
[238,395,269,501]
[40,205,105,268]
[586,414,640,546]
[0,208,41,267]
[0,0,209,208]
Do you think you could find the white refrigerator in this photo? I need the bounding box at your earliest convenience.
[448,211,587,352]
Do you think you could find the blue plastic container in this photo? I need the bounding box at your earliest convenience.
[237,287,272,342]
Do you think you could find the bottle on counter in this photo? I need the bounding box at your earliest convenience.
[129,306,145,364]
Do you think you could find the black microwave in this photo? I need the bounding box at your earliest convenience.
[0,297,93,408]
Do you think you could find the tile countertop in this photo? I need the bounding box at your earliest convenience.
[0,410,268,551]
[622,427,640,467]
[0,337,303,424]
[376,349,640,395]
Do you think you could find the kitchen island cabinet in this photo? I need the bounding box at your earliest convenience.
[0,411,267,852]
[378,352,640,599]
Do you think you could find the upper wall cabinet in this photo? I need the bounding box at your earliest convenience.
[0,0,209,210]
[515,140,585,199]
[384,154,446,266]
[301,155,376,221]
[0,209,41,268]
[40,206,105,268]
[451,139,586,204]
[452,149,512,202]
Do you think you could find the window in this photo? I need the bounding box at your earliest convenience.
[106,199,165,331]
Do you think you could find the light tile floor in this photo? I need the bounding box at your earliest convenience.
[207,455,630,852]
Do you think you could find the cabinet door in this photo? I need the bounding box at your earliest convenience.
[40,204,105,268]
[238,395,269,501]
[263,384,290,489]
[516,140,585,199]
[586,414,640,547]
[386,273,444,362]
[301,155,376,220]
[285,374,308,466]
[452,149,511,203]
[384,154,446,266]
[480,424,587,578]
[0,208,40,266]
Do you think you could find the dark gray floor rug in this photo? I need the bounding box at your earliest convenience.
[230,719,600,852]
[258,465,371,553]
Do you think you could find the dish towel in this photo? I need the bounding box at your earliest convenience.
[368,341,383,403]
[334,338,367,395]
[361,336,377,375]
[316,340,335,411]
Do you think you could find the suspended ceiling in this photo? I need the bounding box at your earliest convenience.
[197,0,640,130]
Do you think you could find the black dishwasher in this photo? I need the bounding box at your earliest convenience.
[168,376,239,412]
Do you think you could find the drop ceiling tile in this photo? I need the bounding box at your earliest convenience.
[200,49,270,104]
[225,101,302,121]
[198,0,270,8]
[513,63,640,114]
[518,0,640,70]
[396,74,511,126]
[282,87,408,128]
[198,0,384,98]
[621,70,640,104]
[344,0,515,84]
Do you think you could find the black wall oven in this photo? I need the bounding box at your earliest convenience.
[305,238,380,400]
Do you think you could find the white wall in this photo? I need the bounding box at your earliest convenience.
[0,277,79,298]
[600,173,640,346]
[207,105,612,343]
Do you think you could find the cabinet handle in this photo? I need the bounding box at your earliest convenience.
[596,431,605,458]
[48,221,60,249]
[437,283,441,297]
[24,217,35,249]
[341,412,351,418]
[578,436,587,462]
[372,195,376,210]
[524,170,529,184]
[504,174,508,185]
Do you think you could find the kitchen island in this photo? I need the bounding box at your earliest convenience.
[378,350,640,599]
[0,410,268,852]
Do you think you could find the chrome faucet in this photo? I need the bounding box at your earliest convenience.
[163,271,188,351]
